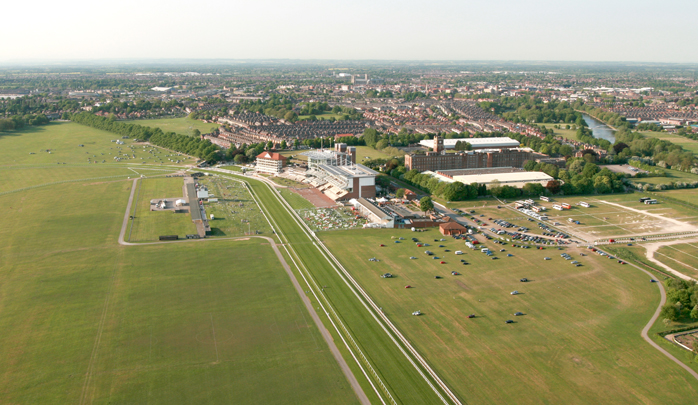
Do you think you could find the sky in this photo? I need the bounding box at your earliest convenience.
[2,0,697,64]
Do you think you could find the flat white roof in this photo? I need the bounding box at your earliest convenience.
[452,171,553,185]
[419,137,520,149]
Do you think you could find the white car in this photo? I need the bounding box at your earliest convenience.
[511,291,519,295]
[412,310,422,316]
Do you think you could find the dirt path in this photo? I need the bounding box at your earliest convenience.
[643,238,698,282]
[117,178,370,405]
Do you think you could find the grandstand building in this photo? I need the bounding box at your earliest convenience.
[302,144,375,201]
[255,151,287,174]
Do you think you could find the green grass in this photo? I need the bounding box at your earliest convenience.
[355,145,403,161]
[539,123,579,140]
[321,229,698,403]
[298,112,345,121]
[123,117,220,136]
[655,243,698,279]
[0,175,357,404]
[639,131,698,155]
[279,189,315,210]
[0,122,195,167]
[128,177,198,241]
[652,188,698,205]
[198,176,272,237]
[631,167,698,186]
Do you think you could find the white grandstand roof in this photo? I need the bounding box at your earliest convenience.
[419,137,520,149]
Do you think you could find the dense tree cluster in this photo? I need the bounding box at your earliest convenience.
[659,279,698,322]
[0,114,50,131]
[70,113,222,162]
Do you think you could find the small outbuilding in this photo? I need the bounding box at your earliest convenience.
[439,221,468,236]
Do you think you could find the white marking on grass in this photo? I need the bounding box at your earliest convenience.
[210,313,219,363]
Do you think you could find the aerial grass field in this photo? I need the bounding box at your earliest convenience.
[124,116,220,136]
[321,228,698,404]
[652,188,698,205]
[198,176,272,237]
[639,131,698,155]
[539,123,579,140]
[0,122,194,167]
[655,242,698,279]
[298,112,346,121]
[128,177,198,241]
[0,175,357,404]
[630,167,698,186]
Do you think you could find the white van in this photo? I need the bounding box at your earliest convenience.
[455,251,463,255]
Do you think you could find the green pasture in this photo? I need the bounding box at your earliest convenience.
[0,122,194,167]
[639,131,698,155]
[651,188,698,205]
[0,177,356,404]
[128,177,198,241]
[124,116,220,136]
[321,229,698,404]
[631,167,698,186]
[539,123,579,140]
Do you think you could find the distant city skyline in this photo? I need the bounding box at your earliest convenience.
[3,0,697,64]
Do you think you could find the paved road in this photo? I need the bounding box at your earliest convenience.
[118,178,371,404]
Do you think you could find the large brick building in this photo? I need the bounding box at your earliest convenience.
[405,135,534,172]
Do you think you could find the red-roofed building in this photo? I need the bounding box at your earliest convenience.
[334,133,356,141]
[439,221,467,236]
[256,151,287,174]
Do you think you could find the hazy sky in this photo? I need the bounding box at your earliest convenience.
[2,0,697,63]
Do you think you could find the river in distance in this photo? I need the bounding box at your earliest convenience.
[582,114,615,143]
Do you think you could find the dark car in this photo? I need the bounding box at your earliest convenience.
[468,314,475,318]
[514,312,523,316]
[520,278,528,282]
[505,320,514,324]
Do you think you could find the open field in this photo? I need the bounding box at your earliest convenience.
[355,145,404,161]
[128,177,198,241]
[539,123,579,140]
[655,242,698,279]
[124,117,220,136]
[0,173,357,404]
[639,131,698,155]
[652,188,698,205]
[630,167,698,186]
[0,122,195,167]
[509,194,698,242]
[321,228,698,403]
[198,175,272,237]
[298,112,345,121]
[0,166,138,194]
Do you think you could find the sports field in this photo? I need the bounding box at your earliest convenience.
[655,242,698,279]
[652,188,698,205]
[321,228,698,403]
[128,177,198,242]
[631,167,698,186]
[124,117,220,136]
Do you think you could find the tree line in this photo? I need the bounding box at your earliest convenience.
[70,112,222,162]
